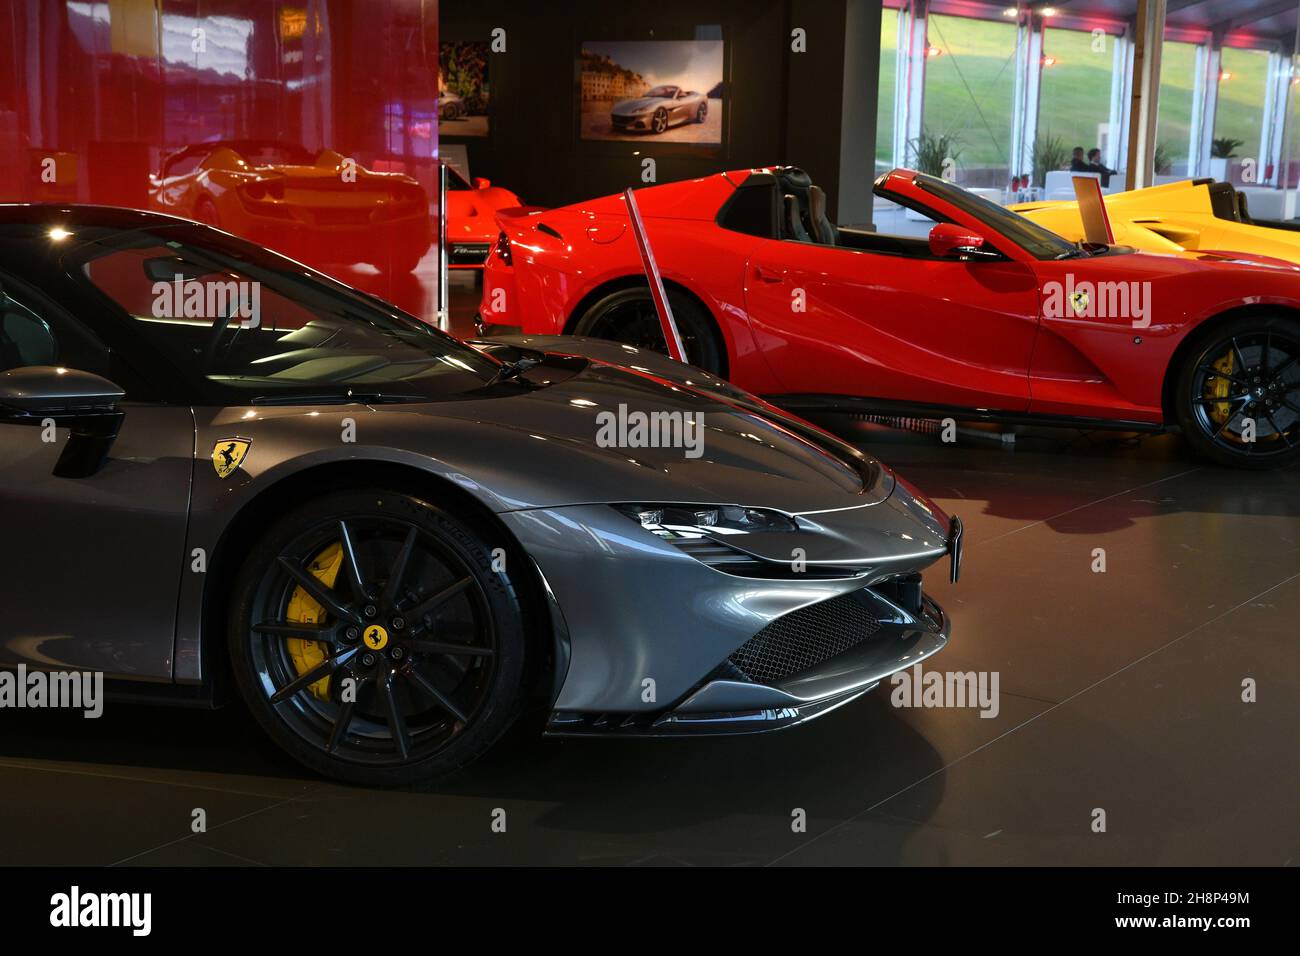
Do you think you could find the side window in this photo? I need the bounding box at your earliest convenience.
[82,244,319,335]
[0,279,111,378]
[871,195,942,239]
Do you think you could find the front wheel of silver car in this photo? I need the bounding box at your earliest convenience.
[651,108,668,134]
[228,490,530,786]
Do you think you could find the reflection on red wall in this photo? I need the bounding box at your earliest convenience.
[0,0,440,319]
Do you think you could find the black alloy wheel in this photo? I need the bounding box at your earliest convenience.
[1176,316,1300,468]
[573,286,725,375]
[229,490,529,785]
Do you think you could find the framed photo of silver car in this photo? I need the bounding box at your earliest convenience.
[439,40,490,138]
[577,36,726,150]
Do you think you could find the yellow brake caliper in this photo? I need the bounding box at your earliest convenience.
[1206,348,1234,426]
[285,541,344,701]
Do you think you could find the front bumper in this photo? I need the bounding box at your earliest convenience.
[500,493,959,723]
[548,589,949,736]
[612,113,652,131]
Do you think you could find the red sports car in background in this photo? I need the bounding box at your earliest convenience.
[479,167,1300,468]
[149,140,431,274]
[445,163,523,274]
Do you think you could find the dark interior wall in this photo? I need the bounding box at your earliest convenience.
[440,0,860,212]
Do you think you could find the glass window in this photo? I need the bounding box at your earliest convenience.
[1214,46,1270,174]
[66,225,502,404]
[921,13,1018,187]
[876,6,899,175]
[1156,39,1198,177]
[0,274,112,377]
[1038,28,1117,179]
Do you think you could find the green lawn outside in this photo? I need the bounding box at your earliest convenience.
[874,11,1275,177]
[921,14,1018,170]
[1038,28,1114,166]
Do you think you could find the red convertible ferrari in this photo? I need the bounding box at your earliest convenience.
[478,167,1300,468]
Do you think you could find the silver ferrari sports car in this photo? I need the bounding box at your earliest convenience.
[0,205,960,786]
[611,85,708,134]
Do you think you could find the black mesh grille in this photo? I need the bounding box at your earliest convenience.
[728,591,881,683]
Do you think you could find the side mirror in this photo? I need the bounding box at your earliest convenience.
[0,366,126,478]
[473,177,491,190]
[928,222,994,260]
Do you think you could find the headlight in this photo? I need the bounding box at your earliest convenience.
[613,503,798,538]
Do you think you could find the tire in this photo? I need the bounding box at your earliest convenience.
[228,489,530,786]
[696,102,707,123]
[573,286,725,375]
[1173,313,1300,469]
[651,108,668,134]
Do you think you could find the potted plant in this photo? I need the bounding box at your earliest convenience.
[906,131,962,218]
[1210,137,1243,182]
[1031,131,1069,189]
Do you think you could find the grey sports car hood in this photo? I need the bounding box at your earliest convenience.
[389,338,891,512]
[223,336,898,517]
[612,97,667,114]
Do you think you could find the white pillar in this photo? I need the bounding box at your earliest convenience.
[1188,37,1222,179]
[892,0,929,169]
[1011,13,1044,183]
[1259,49,1292,187]
[1107,28,1133,172]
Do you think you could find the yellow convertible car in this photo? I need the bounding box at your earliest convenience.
[1012,179,1300,262]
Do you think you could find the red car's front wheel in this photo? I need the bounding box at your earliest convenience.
[1175,314,1300,469]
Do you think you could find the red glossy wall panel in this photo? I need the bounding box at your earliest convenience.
[0,0,440,319]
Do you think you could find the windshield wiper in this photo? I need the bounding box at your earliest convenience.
[250,390,426,406]
[1055,240,1109,260]
[485,356,543,386]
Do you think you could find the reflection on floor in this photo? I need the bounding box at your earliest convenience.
[2,415,1295,866]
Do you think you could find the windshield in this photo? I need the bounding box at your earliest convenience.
[908,173,1078,260]
[226,142,317,166]
[646,86,677,98]
[66,223,502,404]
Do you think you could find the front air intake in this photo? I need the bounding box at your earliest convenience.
[727,590,883,683]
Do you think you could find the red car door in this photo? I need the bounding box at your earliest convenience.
[742,174,1043,412]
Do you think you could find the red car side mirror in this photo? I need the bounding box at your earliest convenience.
[473,177,491,190]
[929,222,989,259]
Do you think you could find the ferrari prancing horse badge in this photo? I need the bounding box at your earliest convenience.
[212,438,252,479]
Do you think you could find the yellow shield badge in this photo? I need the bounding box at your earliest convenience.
[212,438,252,479]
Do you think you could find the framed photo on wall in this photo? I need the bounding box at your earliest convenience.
[575,29,728,157]
[439,40,490,138]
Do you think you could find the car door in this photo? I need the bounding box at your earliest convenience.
[741,194,1042,412]
[0,273,194,680]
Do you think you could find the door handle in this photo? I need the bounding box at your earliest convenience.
[753,264,784,283]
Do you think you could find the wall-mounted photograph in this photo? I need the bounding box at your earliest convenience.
[439,40,490,137]
[578,39,724,145]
